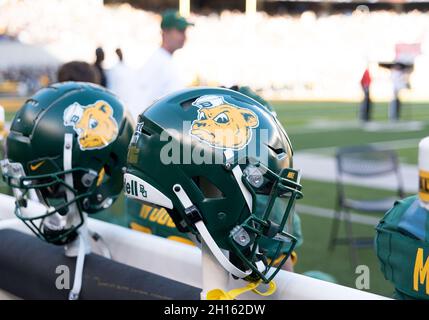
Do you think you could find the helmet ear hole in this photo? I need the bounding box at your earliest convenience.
[192,176,224,199]
[103,152,119,176]
[267,145,284,155]
[109,151,119,165]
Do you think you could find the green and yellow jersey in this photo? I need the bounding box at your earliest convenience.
[375,195,429,300]
[127,199,195,247]
[126,198,303,266]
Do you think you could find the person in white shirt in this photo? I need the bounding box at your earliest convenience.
[107,48,134,108]
[129,10,194,120]
[389,63,412,121]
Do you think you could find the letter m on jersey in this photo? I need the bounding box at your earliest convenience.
[413,248,429,295]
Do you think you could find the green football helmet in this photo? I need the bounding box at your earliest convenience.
[124,87,303,283]
[1,82,134,245]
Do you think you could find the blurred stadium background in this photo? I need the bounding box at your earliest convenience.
[2,0,429,297]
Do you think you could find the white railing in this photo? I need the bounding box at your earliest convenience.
[0,194,389,300]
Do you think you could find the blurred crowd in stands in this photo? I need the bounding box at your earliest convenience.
[0,0,428,101]
[0,67,55,96]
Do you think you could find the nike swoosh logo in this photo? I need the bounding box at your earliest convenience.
[30,161,45,171]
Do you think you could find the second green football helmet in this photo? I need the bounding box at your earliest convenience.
[124,87,303,283]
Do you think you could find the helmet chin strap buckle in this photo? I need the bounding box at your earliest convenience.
[184,205,203,225]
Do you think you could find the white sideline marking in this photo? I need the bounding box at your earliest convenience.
[297,137,421,154]
[294,153,418,193]
[288,120,428,135]
[297,204,381,226]
[288,121,361,134]
[363,121,424,132]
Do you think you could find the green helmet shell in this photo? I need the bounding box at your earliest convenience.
[3,82,134,244]
[125,87,303,282]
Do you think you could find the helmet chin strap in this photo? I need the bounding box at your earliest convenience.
[62,133,91,300]
[172,184,252,279]
[62,134,111,299]
[63,134,80,225]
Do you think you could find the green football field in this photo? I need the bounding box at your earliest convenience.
[273,100,429,297]
[4,99,429,298]
[273,100,429,165]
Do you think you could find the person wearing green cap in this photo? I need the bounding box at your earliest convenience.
[127,10,194,120]
[161,9,194,34]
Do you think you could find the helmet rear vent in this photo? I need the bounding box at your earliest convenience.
[140,127,152,136]
[26,99,39,107]
[180,99,196,111]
